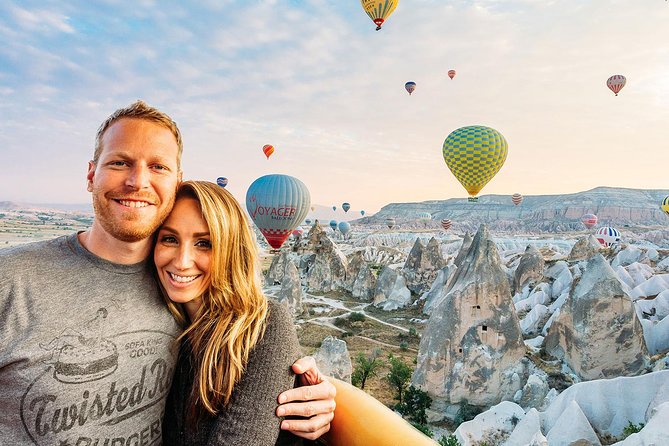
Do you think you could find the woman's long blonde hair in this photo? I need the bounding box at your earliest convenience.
[161,180,268,417]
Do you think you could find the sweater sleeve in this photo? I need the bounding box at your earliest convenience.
[206,300,303,446]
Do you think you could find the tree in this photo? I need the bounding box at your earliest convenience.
[351,350,383,390]
[385,353,412,404]
[397,386,432,425]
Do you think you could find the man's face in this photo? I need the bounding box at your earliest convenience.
[87,118,182,242]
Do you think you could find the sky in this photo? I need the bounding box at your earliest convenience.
[1,1,668,214]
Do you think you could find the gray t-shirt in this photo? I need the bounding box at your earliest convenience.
[0,233,181,445]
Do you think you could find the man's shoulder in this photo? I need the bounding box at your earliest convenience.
[0,235,72,268]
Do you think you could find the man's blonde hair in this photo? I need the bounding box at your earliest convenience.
[93,100,183,168]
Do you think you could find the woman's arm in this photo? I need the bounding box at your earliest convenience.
[207,300,302,446]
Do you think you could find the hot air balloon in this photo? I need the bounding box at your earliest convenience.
[448,70,456,80]
[405,81,416,95]
[246,174,310,250]
[305,219,312,225]
[596,226,620,247]
[329,220,338,231]
[581,213,598,229]
[342,202,351,213]
[511,193,523,206]
[360,210,365,216]
[361,0,399,31]
[311,206,315,211]
[332,206,337,212]
[661,196,669,217]
[441,218,452,230]
[262,144,274,159]
[417,212,431,221]
[385,217,396,229]
[442,125,508,201]
[338,221,351,236]
[216,177,228,188]
[606,75,626,96]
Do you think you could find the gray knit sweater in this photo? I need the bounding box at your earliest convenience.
[163,300,303,446]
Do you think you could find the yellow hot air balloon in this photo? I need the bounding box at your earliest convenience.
[442,125,508,201]
[361,0,399,31]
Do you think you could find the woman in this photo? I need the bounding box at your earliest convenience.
[156,181,302,445]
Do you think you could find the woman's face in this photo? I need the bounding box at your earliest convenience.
[154,197,212,306]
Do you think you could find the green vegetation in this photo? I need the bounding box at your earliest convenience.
[396,386,431,425]
[349,312,366,322]
[385,353,412,404]
[410,421,432,437]
[454,399,483,425]
[438,434,460,446]
[622,421,645,438]
[351,350,383,390]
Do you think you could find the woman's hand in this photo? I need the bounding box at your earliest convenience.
[276,356,337,440]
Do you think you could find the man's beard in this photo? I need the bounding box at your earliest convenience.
[91,190,175,243]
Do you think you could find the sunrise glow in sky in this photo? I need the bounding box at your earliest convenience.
[1,1,668,213]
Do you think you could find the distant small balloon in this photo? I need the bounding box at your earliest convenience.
[417,212,431,221]
[405,81,416,95]
[329,220,338,231]
[596,226,620,247]
[216,177,228,188]
[581,213,598,229]
[440,218,452,231]
[262,144,274,159]
[305,219,312,225]
[292,228,303,237]
[606,75,626,96]
[342,202,351,213]
[511,193,523,206]
[448,69,456,80]
[338,221,351,236]
[332,206,337,212]
[360,210,365,216]
[385,217,396,229]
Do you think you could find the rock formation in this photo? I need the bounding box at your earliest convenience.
[454,232,473,267]
[513,245,544,293]
[545,254,648,380]
[312,336,352,383]
[305,233,348,293]
[275,261,304,317]
[372,266,411,310]
[266,250,296,285]
[421,264,458,315]
[402,237,447,294]
[412,224,526,409]
[344,251,376,301]
[567,235,602,261]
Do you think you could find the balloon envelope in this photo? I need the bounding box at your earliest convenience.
[442,125,508,197]
[292,228,303,237]
[417,212,431,221]
[360,0,399,30]
[448,69,456,79]
[441,218,452,230]
[385,217,396,229]
[262,144,274,159]
[405,81,416,95]
[305,219,312,225]
[512,193,523,206]
[342,202,351,213]
[581,213,598,229]
[360,210,365,216]
[332,206,337,211]
[606,75,626,96]
[329,220,338,230]
[596,226,620,247]
[246,174,310,249]
[661,196,669,217]
[216,177,228,188]
[338,221,351,235]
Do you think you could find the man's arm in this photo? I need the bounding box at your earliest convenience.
[277,356,337,441]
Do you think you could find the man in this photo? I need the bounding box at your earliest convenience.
[0,101,335,444]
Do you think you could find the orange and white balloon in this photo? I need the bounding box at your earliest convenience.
[511,193,523,206]
[448,70,456,80]
[441,218,452,230]
[262,144,274,159]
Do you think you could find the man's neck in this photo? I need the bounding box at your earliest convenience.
[78,222,153,265]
